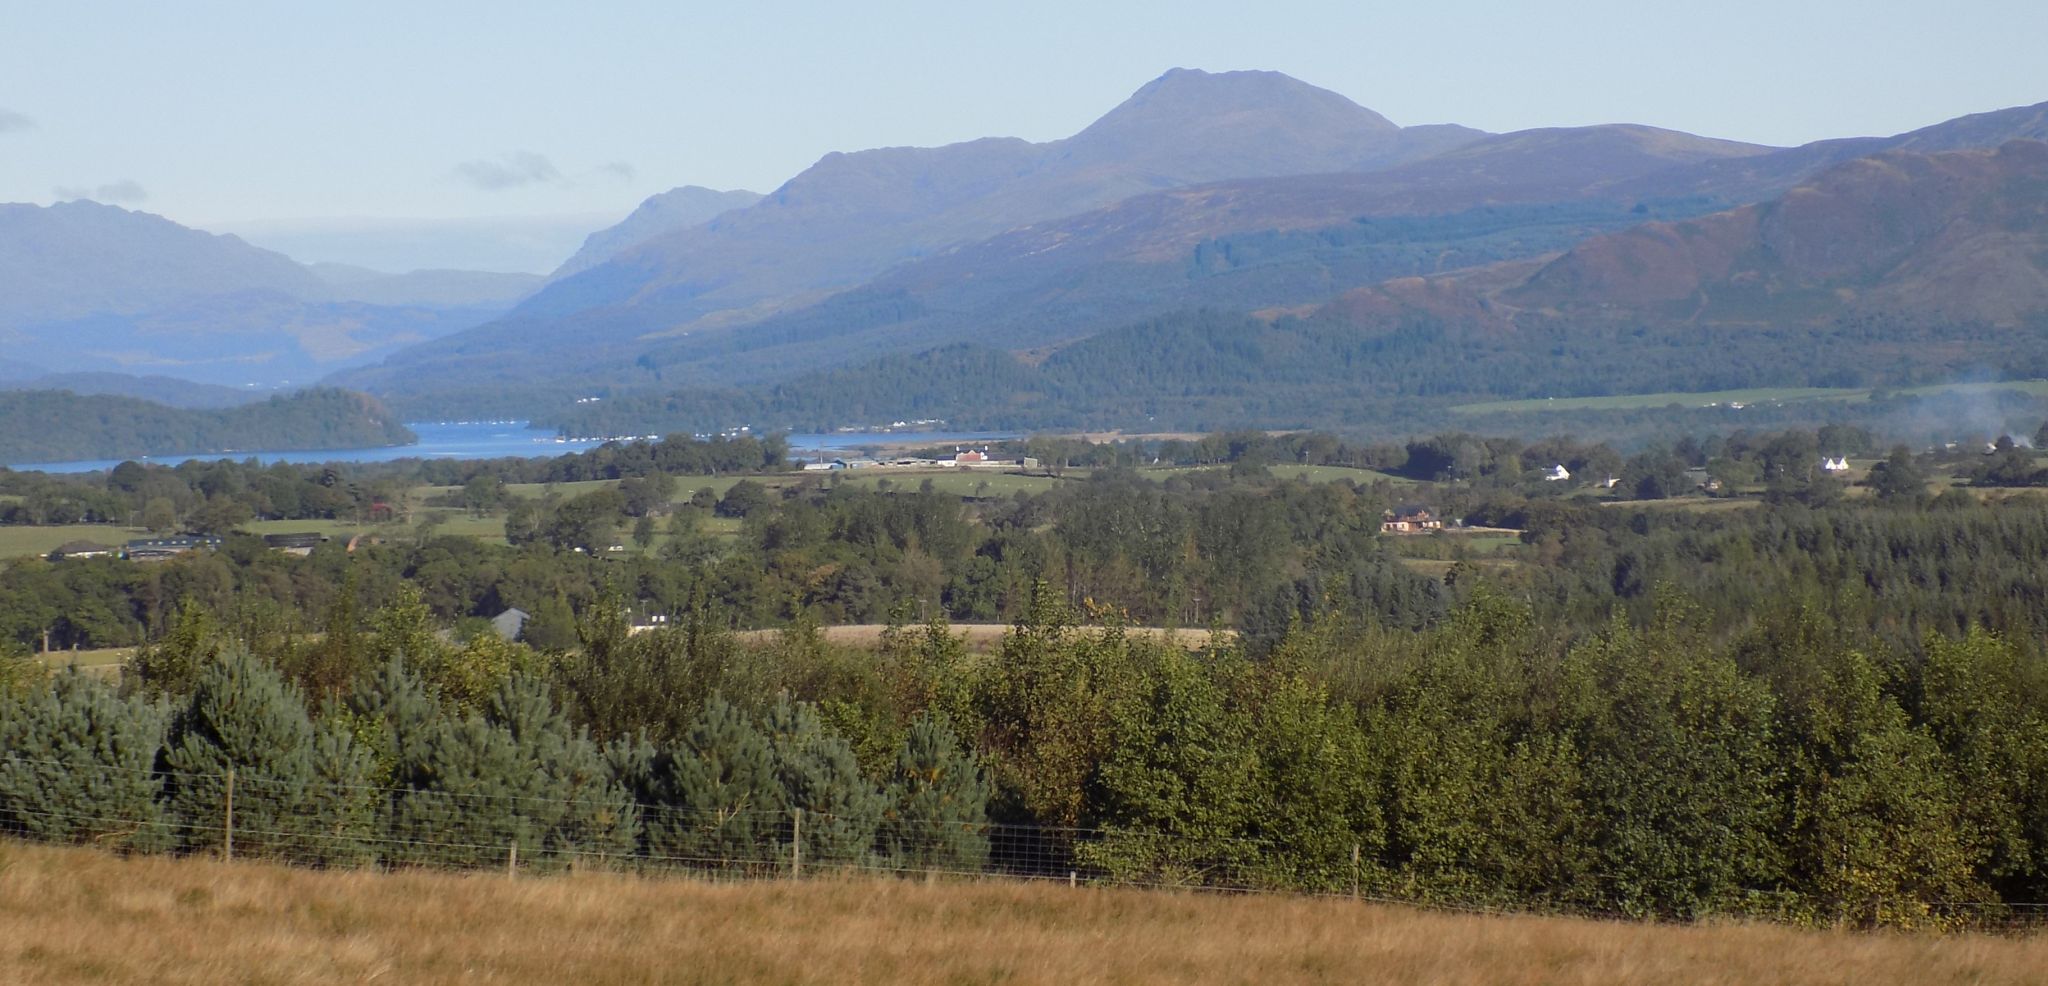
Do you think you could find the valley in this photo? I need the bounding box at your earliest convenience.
[8,28,2048,982]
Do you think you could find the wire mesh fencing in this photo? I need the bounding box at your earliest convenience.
[2,754,2044,934]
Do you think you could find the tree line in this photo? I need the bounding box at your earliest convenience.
[3,583,2044,929]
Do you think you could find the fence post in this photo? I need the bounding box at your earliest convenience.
[791,808,803,880]
[508,841,518,877]
[223,768,235,861]
[1351,843,1361,900]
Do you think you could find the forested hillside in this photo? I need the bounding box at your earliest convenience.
[0,388,413,463]
[535,309,2048,440]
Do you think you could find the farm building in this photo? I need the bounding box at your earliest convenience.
[491,608,529,641]
[1381,505,1443,535]
[47,540,116,561]
[124,535,223,561]
[262,532,329,556]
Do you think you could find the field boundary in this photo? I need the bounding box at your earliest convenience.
[4,755,2041,934]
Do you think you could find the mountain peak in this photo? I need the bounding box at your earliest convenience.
[1081,68,1397,141]
[1056,68,1406,184]
[1132,67,1394,122]
[550,184,764,280]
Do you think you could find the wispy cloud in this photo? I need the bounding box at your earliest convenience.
[452,151,563,191]
[53,179,149,204]
[0,108,34,133]
[597,160,636,182]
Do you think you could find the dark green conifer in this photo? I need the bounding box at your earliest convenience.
[765,693,886,868]
[880,713,990,872]
[162,650,376,864]
[0,671,171,851]
[644,695,784,871]
[386,674,635,870]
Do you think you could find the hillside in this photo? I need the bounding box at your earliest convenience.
[550,185,764,280]
[0,200,323,326]
[308,263,543,308]
[606,101,2048,394]
[539,141,2048,437]
[1,842,2039,986]
[0,203,541,388]
[0,387,413,464]
[346,87,2048,410]
[1504,139,2048,323]
[332,68,1500,393]
[0,372,265,408]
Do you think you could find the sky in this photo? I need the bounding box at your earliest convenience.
[4,0,2045,272]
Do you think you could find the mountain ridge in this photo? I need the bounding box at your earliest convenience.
[0,202,546,387]
[530,140,2048,438]
[551,185,764,280]
[333,68,1497,394]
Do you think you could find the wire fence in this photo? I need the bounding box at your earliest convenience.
[3,754,2045,934]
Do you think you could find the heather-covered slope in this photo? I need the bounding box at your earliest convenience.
[538,142,2048,437]
[1505,140,2048,323]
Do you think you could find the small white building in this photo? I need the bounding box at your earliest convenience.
[1821,457,1850,473]
[1544,464,1572,482]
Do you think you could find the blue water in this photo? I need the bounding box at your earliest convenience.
[5,422,1020,475]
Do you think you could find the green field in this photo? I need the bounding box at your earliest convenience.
[1451,531,1523,555]
[34,646,131,677]
[1598,496,1764,513]
[1452,380,2048,415]
[495,474,776,503]
[1140,464,1416,485]
[833,470,1066,497]
[501,478,636,499]
[1267,464,1416,485]
[1453,386,1867,414]
[408,510,510,541]
[0,524,138,559]
[240,518,388,539]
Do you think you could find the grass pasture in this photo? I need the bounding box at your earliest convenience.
[1600,496,1765,513]
[831,470,1066,497]
[239,518,387,540]
[1453,385,1864,414]
[0,523,137,559]
[3,841,2040,986]
[1452,380,2048,416]
[1141,463,1417,485]
[33,646,131,677]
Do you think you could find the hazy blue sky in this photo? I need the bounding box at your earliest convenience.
[5,1,2044,271]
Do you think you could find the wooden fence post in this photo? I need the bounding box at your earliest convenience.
[223,768,235,861]
[791,808,803,879]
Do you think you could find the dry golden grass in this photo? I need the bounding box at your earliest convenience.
[3,842,2045,985]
